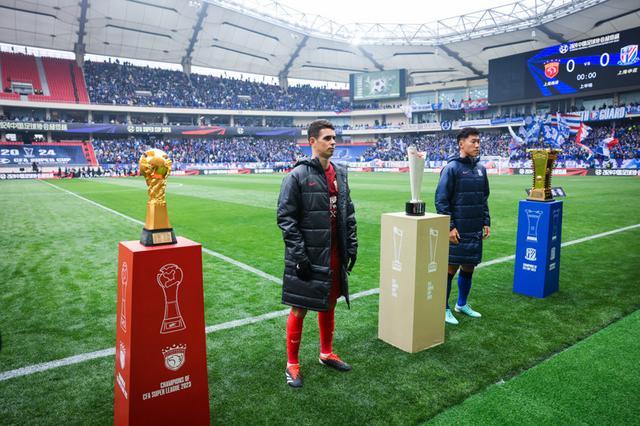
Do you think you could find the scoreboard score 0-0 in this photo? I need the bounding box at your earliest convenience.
[489,26,640,103]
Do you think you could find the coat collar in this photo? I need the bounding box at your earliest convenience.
[448,154,480,166]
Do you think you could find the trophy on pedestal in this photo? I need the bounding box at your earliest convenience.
[139,148,177,246]
[527,149,561,202]
[406,146,426,216]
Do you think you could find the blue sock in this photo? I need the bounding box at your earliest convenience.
[446,273,454,309]
[457,270,473,307]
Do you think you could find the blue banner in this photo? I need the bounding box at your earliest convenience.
[299,145,370,162]
[0,143,88,167]
[0,121,302,137]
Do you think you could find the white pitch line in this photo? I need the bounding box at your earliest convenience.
[560,223,640,247]
[1,218,639,383]
[0,287,376,382]
[0,349,116,382]
[40,180,281,284]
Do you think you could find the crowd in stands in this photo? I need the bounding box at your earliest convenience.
[361,132,511,161]
[567,102,640,113]
[360,123,640,167]
[92,136,304,166]
[20,119,638,173]
[84,60,351,112]
[495,122,639,168]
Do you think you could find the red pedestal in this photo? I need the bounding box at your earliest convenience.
[115,237,210,426]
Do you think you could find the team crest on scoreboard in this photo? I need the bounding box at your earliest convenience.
[162,343,187,371]
[544,62,560,79]
[618,45,638,66]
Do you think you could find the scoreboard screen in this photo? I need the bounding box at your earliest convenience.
[350,69,406,101]
[489,26,640,103]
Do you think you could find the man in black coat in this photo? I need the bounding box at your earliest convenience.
[435,127,491,326]
[277,119,358,388]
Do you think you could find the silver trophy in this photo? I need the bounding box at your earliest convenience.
[406,145,426,216]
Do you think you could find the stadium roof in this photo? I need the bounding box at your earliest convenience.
[1,0,639,85]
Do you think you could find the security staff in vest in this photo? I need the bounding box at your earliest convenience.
[277,119,358,388]
[435,127,490,325]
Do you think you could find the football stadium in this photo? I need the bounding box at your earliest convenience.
[1,0,639,424]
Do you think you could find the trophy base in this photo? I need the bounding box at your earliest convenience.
[160,317,186,334]
[140,228,177,246]
[406,201,426,216]
[527,188,554,202]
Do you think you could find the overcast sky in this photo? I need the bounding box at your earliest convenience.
[272,0,510,24]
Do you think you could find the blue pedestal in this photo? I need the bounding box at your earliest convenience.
[513,200,563,298]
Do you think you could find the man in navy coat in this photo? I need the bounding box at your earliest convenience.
[435,127,491,325]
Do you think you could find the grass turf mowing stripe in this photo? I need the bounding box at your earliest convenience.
[0,288,379,382]
[40,180,281,284]
[427,309,640,425]
[0,222,636,384]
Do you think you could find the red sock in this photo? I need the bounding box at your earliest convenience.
[286,311,304,365]
[318,307,335,355]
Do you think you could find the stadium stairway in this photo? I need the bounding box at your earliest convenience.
[82,141,98,166]
[71,62,90,103]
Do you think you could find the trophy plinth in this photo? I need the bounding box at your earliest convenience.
[405,201,426,216]
[140,227,177,246]
[527,149,561,202]
[139,149,178,246]
[406,145,426,216]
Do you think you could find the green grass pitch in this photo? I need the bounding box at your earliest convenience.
[0,173,639,424]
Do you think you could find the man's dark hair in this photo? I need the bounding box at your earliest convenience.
[308,119,335,141]
[457,127,480,143]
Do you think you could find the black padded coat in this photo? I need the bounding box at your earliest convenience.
[435,155,491,265]
[277,158,358,311]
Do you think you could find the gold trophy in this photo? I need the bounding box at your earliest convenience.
[527,148,561,202]
[139,148,177,246]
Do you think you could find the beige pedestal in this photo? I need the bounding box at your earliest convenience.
[378,212,450,353]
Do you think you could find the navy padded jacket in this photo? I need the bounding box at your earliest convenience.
[435,155,490,265]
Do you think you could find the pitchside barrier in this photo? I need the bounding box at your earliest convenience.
[2,166,639,179]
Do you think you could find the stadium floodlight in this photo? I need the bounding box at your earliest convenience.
[207,0,606,45]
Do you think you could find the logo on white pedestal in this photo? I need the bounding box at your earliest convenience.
[392,227,403,272]
[156,264,187,334]
[525,248,537,262]
[162,344,187,371]
[120,261,128,332]
[391,278,399,298]
[550,246,556,261]
[525,209,543,242]
[428,228,439,272]
[426,281,434,300]
[119,341,126,370]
